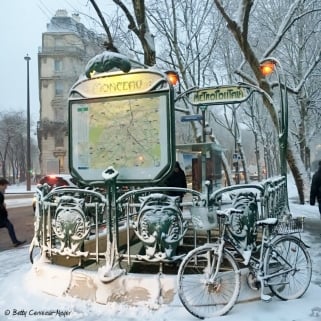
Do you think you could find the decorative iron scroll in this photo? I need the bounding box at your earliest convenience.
[52,196,91,255]
[132,193,188,261]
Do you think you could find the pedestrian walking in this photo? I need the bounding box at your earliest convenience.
[165,161,187,208]
[310,160,321,219]
[0,178,26,247]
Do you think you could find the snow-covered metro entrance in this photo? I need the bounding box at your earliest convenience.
[29,52,290,307]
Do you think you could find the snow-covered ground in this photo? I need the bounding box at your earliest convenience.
[1,178,321,321]
[5,184,36,208]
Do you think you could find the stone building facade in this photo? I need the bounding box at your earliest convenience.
[38,9,103,175]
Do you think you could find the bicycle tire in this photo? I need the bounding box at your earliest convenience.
[29,244,42,264]
[263,235,312,300]
[29,213,45,264]
[177,244,241,319]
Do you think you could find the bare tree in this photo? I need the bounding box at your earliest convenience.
[89,0,155,65]
[213,0,321,203]
[0,111,37,182]
[85,0,321,202]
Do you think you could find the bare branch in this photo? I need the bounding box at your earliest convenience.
[89,0,119,52]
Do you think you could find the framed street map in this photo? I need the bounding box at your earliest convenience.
[68,70,175,184]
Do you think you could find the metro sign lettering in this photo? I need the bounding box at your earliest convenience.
[187,86,248,105]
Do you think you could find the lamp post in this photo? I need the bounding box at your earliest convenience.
[260,57,288,178]
[260,57,290,214]
[24,54,31,191]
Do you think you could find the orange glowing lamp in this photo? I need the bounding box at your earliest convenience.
[165,71,179,86]
[260,61,276,76]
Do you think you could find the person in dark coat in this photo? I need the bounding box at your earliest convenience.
[310,160,321,218]
[0,178,26,247]
[165,161,187,206]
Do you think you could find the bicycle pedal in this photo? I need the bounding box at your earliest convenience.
[242,250,252,265]
[247,273,260,291]
[261,293,272,302]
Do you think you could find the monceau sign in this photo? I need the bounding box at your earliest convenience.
[187,85,249,105]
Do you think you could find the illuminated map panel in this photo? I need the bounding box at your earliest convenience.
[70,92,171,182]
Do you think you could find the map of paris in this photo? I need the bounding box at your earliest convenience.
[71,93,168,180]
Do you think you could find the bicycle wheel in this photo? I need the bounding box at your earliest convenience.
[29,243,42,264]
[263,235,312,300]
[177,244,241,319]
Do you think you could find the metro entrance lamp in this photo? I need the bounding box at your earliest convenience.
[260,57,288,178]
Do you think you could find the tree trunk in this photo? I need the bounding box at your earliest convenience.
[286,140,310,204]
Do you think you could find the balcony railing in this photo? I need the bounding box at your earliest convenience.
[38,46,86,56]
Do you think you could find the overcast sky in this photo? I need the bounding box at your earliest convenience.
[0,0,107,124]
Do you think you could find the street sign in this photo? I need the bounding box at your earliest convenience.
[181,114,203,122]
[186,85,248,106]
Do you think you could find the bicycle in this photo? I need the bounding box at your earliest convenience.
[177,208,312,319]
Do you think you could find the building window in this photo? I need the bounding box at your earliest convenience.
[55,80,64,96]
[55,134,64,147]
[54,107,65,122]
[54,59,62,72]
[54,37,63,50]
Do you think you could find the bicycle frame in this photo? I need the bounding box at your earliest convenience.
[208,229,227,283]
[213,210,310,302]
[177,197,311,319]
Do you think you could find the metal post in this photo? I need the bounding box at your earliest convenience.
[275,63,287,178]
[199,105,207,192]
[233,107,240,184]
[24,54,31,191]
[201,107,206,143]
[260,57,288,178]
[259,57,289,214]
